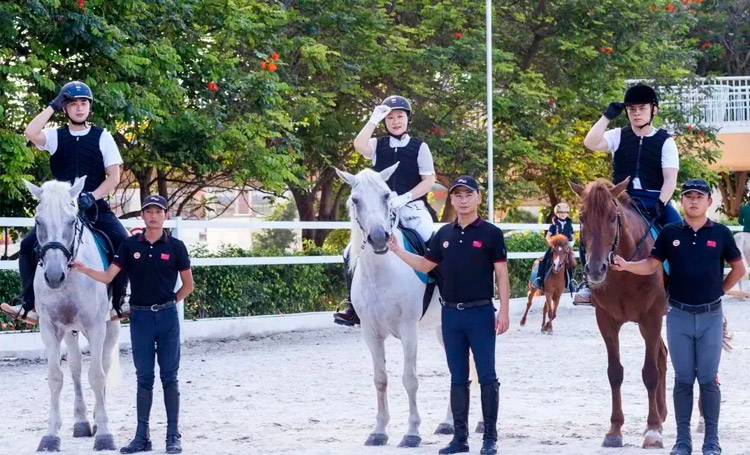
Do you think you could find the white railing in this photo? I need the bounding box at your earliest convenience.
[0,218,583,270]
[666,76,750,132]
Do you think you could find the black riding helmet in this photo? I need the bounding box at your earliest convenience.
[60,81,94,105]
[624,84,658,106]
[58,81,93,125]
[380,95,412,138]
[624,83,658,125]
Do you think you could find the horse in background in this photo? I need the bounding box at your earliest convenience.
[521,234,575,333]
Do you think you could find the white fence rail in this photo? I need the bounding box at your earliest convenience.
[666,76,750,132]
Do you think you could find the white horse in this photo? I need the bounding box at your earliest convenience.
[337,164,459,447]
[25,177,120,452]
[734,232,750,296]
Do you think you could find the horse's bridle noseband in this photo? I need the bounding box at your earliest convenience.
[37,215,84,269]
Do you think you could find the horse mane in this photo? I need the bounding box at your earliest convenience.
[547,234,569,248]
[37,180,76,218]
[346,169,391,272]
[583,178,631,215]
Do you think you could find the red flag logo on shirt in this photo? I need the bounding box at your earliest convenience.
[472,240,483,248]
[706,240,717,248]
[160,253,171,260]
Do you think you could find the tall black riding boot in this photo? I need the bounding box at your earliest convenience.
[164,382,182,453]
[19,253,37,314]
[699,380,721,454]
[480,381,499,455]
[439,383,470,454]
[120,385,153,453]
[333,251,359,326]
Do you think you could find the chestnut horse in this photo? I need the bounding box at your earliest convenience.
[521,234,575,333]
[571,178,668,449]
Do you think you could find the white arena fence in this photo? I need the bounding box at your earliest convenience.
[0,217,741,359]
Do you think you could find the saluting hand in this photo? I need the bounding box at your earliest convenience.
[368,105,392,125]
[611,254,627,271]
[495,312,509,335]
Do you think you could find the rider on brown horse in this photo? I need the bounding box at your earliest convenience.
[576,83,682,305]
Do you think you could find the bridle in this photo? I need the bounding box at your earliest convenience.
[352,190,399,250]
[37,212,85,269]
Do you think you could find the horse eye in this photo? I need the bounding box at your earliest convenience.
[610,215,617,223]
[352,198,359,205]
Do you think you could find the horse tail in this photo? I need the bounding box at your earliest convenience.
[105,320,122,389]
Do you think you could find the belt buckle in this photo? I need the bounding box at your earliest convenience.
[150,304,159,312]
[456,302,465,310]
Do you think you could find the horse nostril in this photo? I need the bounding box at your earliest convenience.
[600,263,608,273]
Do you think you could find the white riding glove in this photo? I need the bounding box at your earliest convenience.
[368,105,392,126]
[389,192,413,210]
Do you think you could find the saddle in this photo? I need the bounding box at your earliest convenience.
[399,224,441,318]
[628,198,670,276]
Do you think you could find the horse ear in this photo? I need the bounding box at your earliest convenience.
[379,162,400,182]
[611,177,630,198]
[23,180,43,200]
[70,176,87,199]
[335,168,356,187]
[569,181,585,198]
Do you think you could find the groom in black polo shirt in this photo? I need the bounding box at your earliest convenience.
[73,195,194,454]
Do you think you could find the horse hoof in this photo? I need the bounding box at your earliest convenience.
[642,429,663,449]
[602,434,623,447]
[73,421,93,437]
[475,421,485,433]
[94,434,116,451]
[398,435,422,448]
[37,435,61,452]
[434,423,454,435]
[365,433,388,446]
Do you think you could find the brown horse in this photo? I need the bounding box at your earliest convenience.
[570,177,668,449]
[521,234,575,333]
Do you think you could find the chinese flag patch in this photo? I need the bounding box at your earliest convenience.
[160,253,171,260]
[472,240,483,248]
[706,240,717,248]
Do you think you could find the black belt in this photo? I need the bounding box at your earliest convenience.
[131,301,177,312]
[669,297,721,314]
[441,299,492,310]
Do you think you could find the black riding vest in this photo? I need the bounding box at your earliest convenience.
[373,136,426,203]
[49,126,107,194]
[552,217,574,241]
[612,125,670,192]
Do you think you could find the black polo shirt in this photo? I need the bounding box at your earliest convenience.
[425,217,507,303]
[650,219,742,305]
[113,231,191,307]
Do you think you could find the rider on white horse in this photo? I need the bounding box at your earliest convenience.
[334,95,436,326]
[1,81,130,324]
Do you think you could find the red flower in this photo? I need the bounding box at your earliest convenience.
[267,62,277,72]
[78,0,84,7]
[548,97,555,105]
[665,4,675,12]
[453,31,463,39]
[270,52,279,61]
[700,42,711,50]
[699,131,705,137]
[599,46,607,53]
[260,60,267,70]
[428,126,446,137]
[687,125,693,131]
[207,82,218,92]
